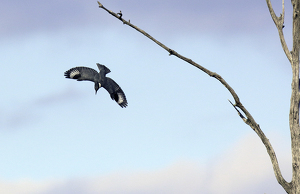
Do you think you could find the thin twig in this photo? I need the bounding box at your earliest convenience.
[266,0,292,63]
[228,100,246,122]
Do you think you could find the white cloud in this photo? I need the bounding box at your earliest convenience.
[0,133,291,194]
[208,134,289,193]
[0,179,56,194]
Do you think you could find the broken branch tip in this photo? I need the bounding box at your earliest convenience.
[97,1,103,7]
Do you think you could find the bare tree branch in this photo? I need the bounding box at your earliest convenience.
[97,0,290,191]
[289,0,300,192]
[266,0,292,63]
[267,0,300,193]
[97,2,241,114]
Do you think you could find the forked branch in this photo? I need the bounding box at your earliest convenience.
[97,1,289,190]
[266,0,292,63]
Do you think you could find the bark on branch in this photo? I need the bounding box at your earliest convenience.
[97,0,289,191]
[289,0,300,193]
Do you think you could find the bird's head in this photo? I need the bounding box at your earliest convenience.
[94,82,101,94]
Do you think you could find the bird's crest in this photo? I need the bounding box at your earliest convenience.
[96,63,111,74]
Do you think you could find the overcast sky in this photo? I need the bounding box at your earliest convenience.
[0,0,295,193]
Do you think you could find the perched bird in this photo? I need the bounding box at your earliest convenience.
[64,63,128,108]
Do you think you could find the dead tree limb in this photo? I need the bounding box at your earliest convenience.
[97,1,290,192]
[267,0,300,193]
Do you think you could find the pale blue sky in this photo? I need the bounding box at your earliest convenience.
[0,0,294,193]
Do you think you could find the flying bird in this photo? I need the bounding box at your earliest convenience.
[64,63,128,108]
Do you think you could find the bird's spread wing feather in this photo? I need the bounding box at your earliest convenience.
[96,63,111,75]
[64,67,98,82]
[103,77,128,108]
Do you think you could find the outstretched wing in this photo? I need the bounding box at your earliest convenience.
[64,67,98,82]
[103,77,128,108]
[96,63,111,75]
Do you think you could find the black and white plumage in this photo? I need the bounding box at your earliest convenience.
[64,63,128,108]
